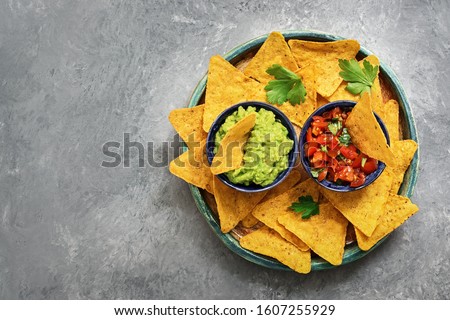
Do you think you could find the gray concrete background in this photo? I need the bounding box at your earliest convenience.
[0,0,449,299]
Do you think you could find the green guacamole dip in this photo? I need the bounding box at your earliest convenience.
[215,106,293,186]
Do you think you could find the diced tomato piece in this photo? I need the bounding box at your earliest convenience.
[316,133,332,145]
[350,173,366,187]
[330,107,342,119]
[327,146,339,158]
[311,151,328,168]
[306,127,315,143]
[340,145,358,160]
[362,158,378,174]
[318,168,328,181]
[306,146,319,157]
[311,125,322,136]
[335,166,355,182]
[352,154,363,168]
[329,136,340,150]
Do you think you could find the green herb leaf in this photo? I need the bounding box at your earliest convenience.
[338,59,379,95]
[320,145,328,152]
[339,128,352,146]
[290,195,320,219]
[265,64,306,106]
[328,120,342,135]
[361,157,367,168]
[310,168,324,178]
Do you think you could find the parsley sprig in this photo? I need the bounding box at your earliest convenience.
[264,64,307,106]
[338,59,378,95]
[290,195,319,219]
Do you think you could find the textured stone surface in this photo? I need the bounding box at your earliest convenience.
[0,0,449,299]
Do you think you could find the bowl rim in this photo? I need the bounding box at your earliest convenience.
[205,101,299,193]
[184,30,420,272]
[299,100,389,192]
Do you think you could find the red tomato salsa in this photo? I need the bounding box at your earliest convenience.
[305,107,378,187]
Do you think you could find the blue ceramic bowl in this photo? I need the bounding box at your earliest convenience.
[300,100,390,192]
[206,101,298,192]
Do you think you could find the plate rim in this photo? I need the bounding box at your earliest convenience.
[184,30,420,272]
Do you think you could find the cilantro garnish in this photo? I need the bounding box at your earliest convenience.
[361,157,367,168]
[338,59,379,95]
[328,120,342,136]
[265,64,307,106]
[339,128,352,146]
[290,195,320,219]
[310,168,324,178]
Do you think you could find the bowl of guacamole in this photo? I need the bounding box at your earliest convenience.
[206,101,298,192]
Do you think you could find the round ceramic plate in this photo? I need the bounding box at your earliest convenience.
[185,30,419,271]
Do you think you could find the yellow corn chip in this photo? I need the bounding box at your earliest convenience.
[278,203,348,266]
[240,226,311,274]
[213,176,267,233]
[321,170,393,237]
[387,140,418,194]
[211,113,256,175]
[316,94,329,108]
[251,179,320,251]
[203,55,266,132]
[381,100,400,142]
[168,104,207,151]
[240,213,259,228]
[262,169,303,202]
[288,39,360,98]
[345,92,396,167]
[355,194,419,251]
[240,170,303,228]
[244,32,298,84]
[169,142,213,194]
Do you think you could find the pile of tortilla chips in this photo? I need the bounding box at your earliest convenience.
[169,32,419,274]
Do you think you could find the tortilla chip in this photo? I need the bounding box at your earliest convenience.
[211,113,256,175]
[345,92,396,167]
[168,104,207,151]
[262,169,303,202]
[251,179,320,251]
[321,170,393,237]
[213,176,267,233]
[328,55,382,107]
[278,203,348,266]
[203,55,266,132]
[288,39,360,98]
[388,140,418,194]
[240,226,311,274]
[381,100,400,142]
[244,32,298,84]
[240,169,302,228]
[240,213,260,228]
[355,195,419,251]
[316,94,329,108]
[169,143,213,194]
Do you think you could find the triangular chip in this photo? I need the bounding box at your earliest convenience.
[288,39,360,97]
[387,140,418,194]
[240,213,260,228]
[316,93,329,108]
[244,32,298,84]
[213,176,267,233]
[240,226,311,274]
[203,55,266,132]
[381,100,400,142]
[240,169,302,228]
[345,92,396,167]
[251,179,320,251]
[278,203,348,266]
[327,55,382,108]
[168,104,207,151]
[321,170,393,237]
[169,142,213,194]
[211,113,256,175]
[355,194,419,251]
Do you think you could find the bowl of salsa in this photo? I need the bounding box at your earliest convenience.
[300,100,389,192]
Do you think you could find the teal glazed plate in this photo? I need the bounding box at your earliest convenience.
[185,30,419,272]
